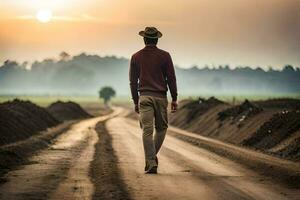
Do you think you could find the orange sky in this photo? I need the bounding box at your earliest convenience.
[1,0,300,69]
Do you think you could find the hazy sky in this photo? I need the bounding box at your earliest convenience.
[0,0,299,69]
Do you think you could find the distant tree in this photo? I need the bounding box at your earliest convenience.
[4,60,10,65]
[267,66,275,72]
[224,65,230,70]
[59,51,71,61]
[99,86,116,105]
[2,60,19,70]
[21,61,30,70]
[283,65,295,73]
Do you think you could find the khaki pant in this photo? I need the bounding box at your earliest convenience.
[139,95,168,167]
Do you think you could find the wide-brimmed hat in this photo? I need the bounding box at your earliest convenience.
[139,27,162,38]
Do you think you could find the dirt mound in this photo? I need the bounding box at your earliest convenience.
[218,100,263,126]
[255,98,300,110]
[0,99,59,146]
[47,101,92,121]
[180,97,224,124]
[170,97,225,130]
[242,110,300,152]
[276,137,300,161]
[170,97,300,161]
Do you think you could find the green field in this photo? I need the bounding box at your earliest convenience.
[0,93,299,107]
[0,95,133,107]
[0,95,99,107]
[180,93,300,103]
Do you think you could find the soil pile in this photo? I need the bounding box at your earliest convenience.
[181,97,224,124]
[170,97,226,133]
[47,101,92,121]
[255,98,300,110]
[276,136,300,161]
[218,100,263,126]
[0,99,59,146]
[171,97,300,161]
[242,110,300,150]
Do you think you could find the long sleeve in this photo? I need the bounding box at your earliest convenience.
[166,53,178,101]
[129,55,139,104]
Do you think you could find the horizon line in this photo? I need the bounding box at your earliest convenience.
[1,52,299,72]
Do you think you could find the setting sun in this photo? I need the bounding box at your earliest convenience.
[36,9,52,23]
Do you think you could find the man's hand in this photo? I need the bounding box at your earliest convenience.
[134,104,139,114]
[171,101,178,113]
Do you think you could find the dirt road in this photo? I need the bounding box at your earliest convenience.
[0,108,123,200]
[0,107,299,200]
[108,115,300,200]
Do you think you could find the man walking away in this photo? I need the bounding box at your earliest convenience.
[129,27,178,174]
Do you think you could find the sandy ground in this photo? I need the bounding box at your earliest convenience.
[0,107,299,200]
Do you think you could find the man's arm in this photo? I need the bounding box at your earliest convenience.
[166,53,178,112]
[129,55,139,111]
[166,53,178,101]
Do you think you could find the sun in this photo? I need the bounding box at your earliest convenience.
[36,9,53,23]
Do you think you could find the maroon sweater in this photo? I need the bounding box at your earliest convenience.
[129,45,178,104]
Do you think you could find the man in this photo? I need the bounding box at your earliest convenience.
[129,27,178,174]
